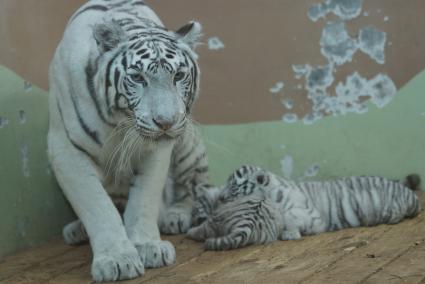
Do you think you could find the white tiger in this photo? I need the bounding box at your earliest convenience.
[47,0,208,281]
[189,165,421,250]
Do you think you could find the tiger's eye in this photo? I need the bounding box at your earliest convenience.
[130,73,146,83]
[173,71,185,83]
[256,174,265,184]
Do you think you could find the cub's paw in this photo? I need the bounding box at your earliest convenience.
[63,220,88,245]
[91,241,144,282]
[280,230,302,241]
[135,240,176,268]
[159,207,192,234]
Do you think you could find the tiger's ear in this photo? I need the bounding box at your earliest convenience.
[93,20,126,53]
[176,21,202,49]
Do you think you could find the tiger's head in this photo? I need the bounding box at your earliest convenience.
[92,19,202,141]
[218,165,275,203]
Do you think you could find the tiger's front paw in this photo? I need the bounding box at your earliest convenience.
[159,207,192,234]
[135,240,176,268]
[91,240,144,282]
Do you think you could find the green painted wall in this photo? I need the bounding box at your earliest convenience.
[0,65,424,258]
[0,66,75,258]
[202,69,425,184]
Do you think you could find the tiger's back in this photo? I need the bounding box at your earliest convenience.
[298,175,421,231]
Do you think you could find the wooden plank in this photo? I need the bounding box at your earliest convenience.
[0,245,90,284]
[300,211,425,284]
[142,224,390,284]
[0,237,73,282]
[46,235,205,284]
[362,240,425,284]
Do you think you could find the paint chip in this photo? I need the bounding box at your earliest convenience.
[24,81,32,92]
[307,64,334,91]
[208,37,225,50]
[269,81,285,94]
[282,98,294,109]
[282,113,298,124]
[308,0,364,22]
[0,117,10,128]
[358,26,387,64]
[368,74,397,108]
[320,21,358,65]
[21,144,30,178]
[304,164,320,177]
[19,110,27,124]
[303,112,323,125]
[281,154,294,179]
[383,16,389,22]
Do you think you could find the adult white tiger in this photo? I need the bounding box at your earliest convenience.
[48,0,208,281]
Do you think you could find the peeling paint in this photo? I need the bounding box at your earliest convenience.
[303,112,323,125]
[207,37,225,50]
[21,144,30,178]
[280,154,293,179]
[307,64,334,91]
[0,117,10,128]
[282,113,298,124]
[19,110,27,124]
[308,0,363,22]
[292,64,310,79]
[269,81,284,94]
[320,21,358,65]
[281,98,294,109]
[368,74,397,108]
[358,26,387,64]
[304,164,321,177]
[383,16,389,22]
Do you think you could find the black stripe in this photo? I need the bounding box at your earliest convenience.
[132,1,146,6]
[105,51,123,114]
[85,62,116,127]
[70,90,102,146]
[56,101,99,163]
[71,5,108,23]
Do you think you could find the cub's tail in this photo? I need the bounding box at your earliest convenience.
[403,174,421,191]
[400,174,422,218]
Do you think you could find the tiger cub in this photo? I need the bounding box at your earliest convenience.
[188,165,421,250]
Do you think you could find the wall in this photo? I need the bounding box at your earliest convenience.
[0,0,424,257]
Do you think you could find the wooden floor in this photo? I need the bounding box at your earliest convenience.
[1,192,425,284]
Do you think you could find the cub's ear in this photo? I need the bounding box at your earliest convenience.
[175,21,202,49]
[93,20,127,53]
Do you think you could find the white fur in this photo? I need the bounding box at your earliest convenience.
[48,0,205,281]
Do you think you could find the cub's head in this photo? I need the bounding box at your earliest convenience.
[93,19,202,140]
[190,183,221,226]
[218,165,273,203]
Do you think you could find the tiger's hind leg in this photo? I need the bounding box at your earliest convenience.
[63,219,89,245]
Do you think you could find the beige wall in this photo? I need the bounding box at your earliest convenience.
[0,0,424,124]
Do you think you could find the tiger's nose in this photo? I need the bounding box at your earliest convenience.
[153,116,175,131]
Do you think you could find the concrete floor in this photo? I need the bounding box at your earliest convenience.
[1,192,425,284]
